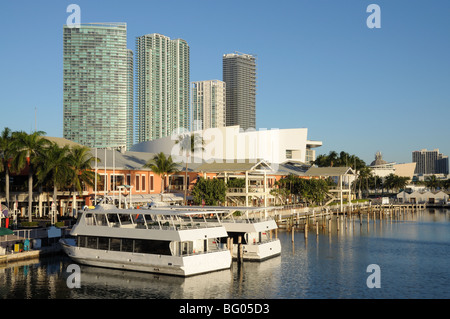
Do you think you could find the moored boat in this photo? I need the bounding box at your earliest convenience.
[147,205,281,261]
[60,204,232,277]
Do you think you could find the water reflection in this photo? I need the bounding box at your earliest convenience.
[1,209,449,299]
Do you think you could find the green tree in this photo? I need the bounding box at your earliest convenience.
[175,133,205,204]
[424,175,441,191]
[191,177,227,206]
[10,131,50,222]
[226,178,246,188]
[144,152,178,199]
[35,143,71,215]
[313,150,366,171]
[67,146,99,215]
[0,127,13,209]
[355,166,373,198]
[383,173,410,193]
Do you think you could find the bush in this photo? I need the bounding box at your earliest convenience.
[20,221,39,228]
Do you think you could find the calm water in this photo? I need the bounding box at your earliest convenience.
[1,209,449,299]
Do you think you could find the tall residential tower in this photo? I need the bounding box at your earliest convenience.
[135,33,190,142]
[63,23,132,149]
[223,52,256,131]
[191,80,226,131]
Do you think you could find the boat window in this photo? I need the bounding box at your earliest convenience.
[119,214,133,225]
[110,238,121,251]
[77,236,87,248]
[134,239,171,255]
[76,236,172,255]
[134,214,146,228]
[85,213,95,226]
[98,237,109,250]
[122,239,134,252]
[87,236,98,249]
[107,213,120,227]
[96,214,108,226]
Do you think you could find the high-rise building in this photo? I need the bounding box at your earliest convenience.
[191,80,226,131]
[223,52,256,131]
[412,149,449,175]
[135,33,190,142]
[63,23,131,149]
[127,49,134,149]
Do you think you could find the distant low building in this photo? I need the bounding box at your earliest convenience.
[397,190,448,205]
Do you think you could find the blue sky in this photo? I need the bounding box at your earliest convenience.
[1,0,449,164]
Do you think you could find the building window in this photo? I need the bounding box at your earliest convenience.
[142,175,146,192]
[98,174,107,192]
[286,150,292,159]
[150,175,154,191]
[135,175,140,192]
[110,174,124,191]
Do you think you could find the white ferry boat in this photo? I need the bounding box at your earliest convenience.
[60,204,232,277]
[148,205,281,261]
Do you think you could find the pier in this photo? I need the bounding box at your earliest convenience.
[271,202,427,236]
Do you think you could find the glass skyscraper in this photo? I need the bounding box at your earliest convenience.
[135,33,190,142]
[63,22,132,149]
[223,52,256,131]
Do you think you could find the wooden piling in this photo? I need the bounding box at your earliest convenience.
[328,217,331,233]
[237,236,243,264]
[292,226,295,242]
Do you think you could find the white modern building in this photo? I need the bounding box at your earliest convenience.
[130,125,322,168]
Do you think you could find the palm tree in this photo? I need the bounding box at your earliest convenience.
[356,166,373,198]
[67,146,99,215]
[0,127,13,209]
[175,133,205,204]
[144,152,178,200]
[35,143,71,217]
[10,131,50,222]
[424,175,440,191]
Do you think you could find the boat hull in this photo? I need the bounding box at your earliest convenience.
[60,239,232,277]
[232,239,281,261]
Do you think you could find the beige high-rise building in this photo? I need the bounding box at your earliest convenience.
[191,80,226,130]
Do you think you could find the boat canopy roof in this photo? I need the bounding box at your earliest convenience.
[87,204,228,216]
